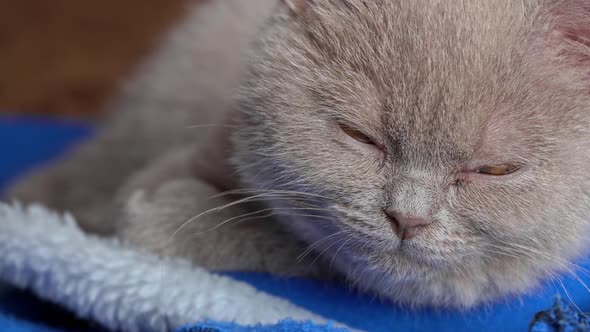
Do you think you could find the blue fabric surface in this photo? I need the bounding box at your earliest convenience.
[1,116,589,332]
[223,271,590,332]
[176,320,349,332]
[0,314,61,332]
[0,116,92,191]
[530,297,590,332]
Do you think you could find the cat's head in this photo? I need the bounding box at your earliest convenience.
[231,0,590,307]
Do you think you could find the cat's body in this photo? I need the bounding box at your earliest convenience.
[7,0,274,234]
[7,0,590,308]
[7,0,318,276]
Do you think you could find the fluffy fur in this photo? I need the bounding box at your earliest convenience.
[6,0,590,308]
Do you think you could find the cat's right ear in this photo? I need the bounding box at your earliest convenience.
[282,0,315,15]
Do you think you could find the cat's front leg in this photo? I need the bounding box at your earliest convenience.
[114,147,328,278]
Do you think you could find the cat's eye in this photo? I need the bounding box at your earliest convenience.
[475,164,521,176]
[339,122,376,145]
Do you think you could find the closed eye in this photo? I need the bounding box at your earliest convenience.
[338,122,376,146]
[474,164,521,176]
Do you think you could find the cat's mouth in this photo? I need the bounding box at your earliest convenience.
[282,202,474,271]
[367,227,475,269]
[396,241,457,266]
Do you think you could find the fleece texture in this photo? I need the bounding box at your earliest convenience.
[0,203,339,332]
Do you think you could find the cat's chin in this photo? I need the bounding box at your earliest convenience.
[395,248,459,270]
[325,238,550,308]
[341,258,540,309]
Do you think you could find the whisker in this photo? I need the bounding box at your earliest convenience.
[552,273,584,314]
[170,192,317,240]
[185,124,238,129]
[210,188,332,200]
[199,207,338,234]
[482,246,527,261]
[487,242,590,296]
[497,240,590,276]
[297,230,347,263]
[329,235,356,270]
[309,234,350,267]
[231,158,269,177]
[494,241,590,287]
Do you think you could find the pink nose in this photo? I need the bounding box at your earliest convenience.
[384,209,431,240]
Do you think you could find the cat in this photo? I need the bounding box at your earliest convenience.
[6,0,590,308]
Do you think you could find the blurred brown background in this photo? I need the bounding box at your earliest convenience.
[0,0,190,117]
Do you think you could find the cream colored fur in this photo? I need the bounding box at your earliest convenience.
[7,0,590,308]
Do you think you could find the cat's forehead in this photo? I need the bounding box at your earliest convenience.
[295,0,545,162]
[298,0,534,72]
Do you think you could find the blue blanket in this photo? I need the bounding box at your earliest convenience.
[0,116,589,332]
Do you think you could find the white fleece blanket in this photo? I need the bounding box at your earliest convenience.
[0,203,344,332]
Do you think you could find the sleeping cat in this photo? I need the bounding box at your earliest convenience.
[6,0,590,308]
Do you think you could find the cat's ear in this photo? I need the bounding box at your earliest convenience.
[542,0,590,68]
[282,0,315,15]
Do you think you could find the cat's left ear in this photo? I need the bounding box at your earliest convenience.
[542,0,590,68]
[282,0,315,15]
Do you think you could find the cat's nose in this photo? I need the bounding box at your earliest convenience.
[384,209,431,240]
